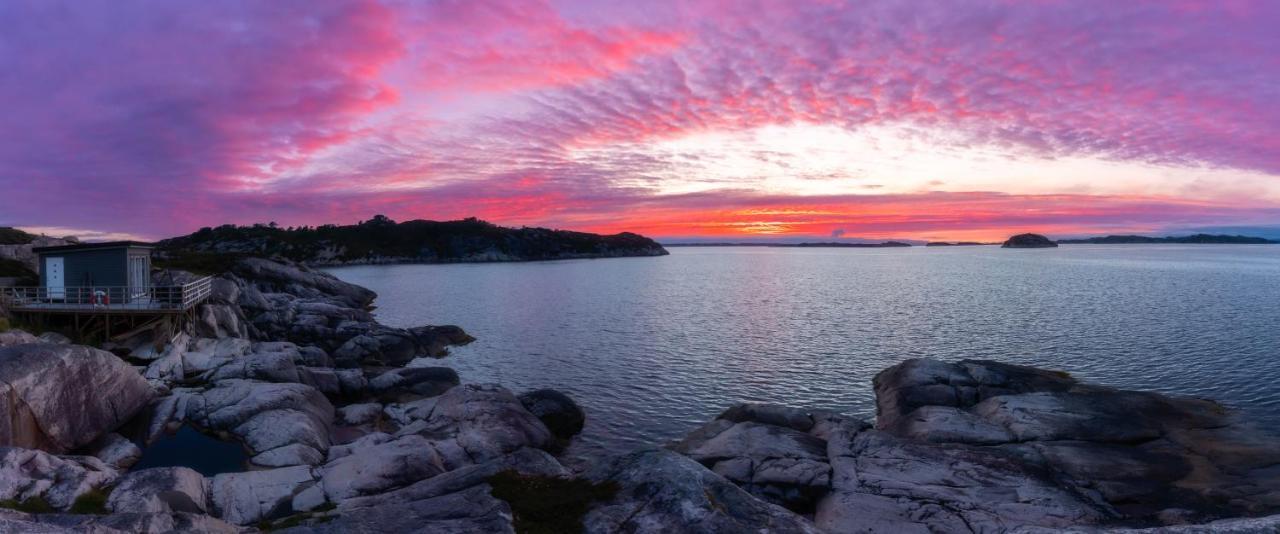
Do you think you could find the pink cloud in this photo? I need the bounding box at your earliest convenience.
[1,0,1277,239]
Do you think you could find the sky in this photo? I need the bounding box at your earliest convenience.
[1,0,1278,242]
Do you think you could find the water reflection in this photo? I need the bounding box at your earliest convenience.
[132,426,248,476]
[327,245,1280,462]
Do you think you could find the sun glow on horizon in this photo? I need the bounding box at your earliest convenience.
[570,123,1280,204]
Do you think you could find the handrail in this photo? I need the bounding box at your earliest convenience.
[0,276,214,312]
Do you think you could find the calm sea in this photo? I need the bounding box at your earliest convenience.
[327,245,1280,462]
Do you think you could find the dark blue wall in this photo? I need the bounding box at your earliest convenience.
[40,248,129,287]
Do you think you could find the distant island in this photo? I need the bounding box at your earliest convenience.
[664,241,913,248]
[1002,233,1059,248]
[1057,234,1278,244]
[156,215,668,271]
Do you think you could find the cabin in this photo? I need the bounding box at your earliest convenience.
[0,241,212,341]
[35,241,154,303]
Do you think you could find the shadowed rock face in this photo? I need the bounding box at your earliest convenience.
[874,358,1280,526]
[518,389,586,440]
[583,448,821,534]
[0,343,154,453]
[672,359,1280,532]
[1002,233,1059,248]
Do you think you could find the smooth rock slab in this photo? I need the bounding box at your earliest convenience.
[822,429,1110,532]
[106,467,210,514]
[210,465,316,525]
[0,343,154,452]
[318,434,445,502]
[675,420,830,509]
[884,405,1014,445]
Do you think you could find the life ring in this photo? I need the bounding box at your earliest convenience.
[93,290,109,306]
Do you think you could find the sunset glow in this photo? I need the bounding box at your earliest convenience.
[2,0,1278,241]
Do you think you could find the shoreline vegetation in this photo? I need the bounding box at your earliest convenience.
[0,222,1278,531]
[153,215,668,274]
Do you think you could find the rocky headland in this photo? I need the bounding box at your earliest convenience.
[155,216,668,269]
[0,256,1277,533]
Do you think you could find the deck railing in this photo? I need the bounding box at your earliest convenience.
[0,276,214,312]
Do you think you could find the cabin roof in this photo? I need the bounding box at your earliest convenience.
[32,240,155,254]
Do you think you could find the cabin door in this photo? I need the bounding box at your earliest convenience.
[46,257,65,299]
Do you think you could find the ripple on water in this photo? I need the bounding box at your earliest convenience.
[326,245,1280,461]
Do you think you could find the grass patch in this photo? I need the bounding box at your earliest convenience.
[0,318,10,332]
[69,489,109,514]
[487,471,619,534]
[0,496,56,514]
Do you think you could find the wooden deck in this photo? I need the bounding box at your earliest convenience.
[0,276,213,315]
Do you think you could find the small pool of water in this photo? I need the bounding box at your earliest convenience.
[132,426,248,477]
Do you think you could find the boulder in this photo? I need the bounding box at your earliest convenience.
[369,366,459,400]
[0,343,153,452]
[0,447,119,510]
[106,467,210,514]
[673,420,830,510]
[518,389,586,439]
[1001,233,1059,248]
[583,448,820,534]
[407,325,475,357]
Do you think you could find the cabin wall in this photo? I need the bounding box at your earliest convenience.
[40,248,128,287]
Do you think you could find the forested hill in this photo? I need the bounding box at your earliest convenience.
[156,216,668,271]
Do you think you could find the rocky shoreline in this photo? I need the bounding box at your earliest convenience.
[0,257,1277,533]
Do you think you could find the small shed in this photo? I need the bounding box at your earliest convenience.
[32,241,154,302]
